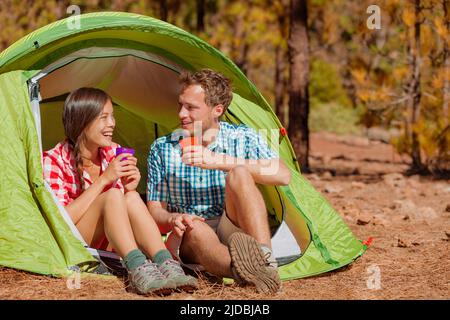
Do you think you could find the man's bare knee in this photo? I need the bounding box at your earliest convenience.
[183,220,211,244]
[180,220,208,262]
[226,165,254,189]
[181,220,222,264]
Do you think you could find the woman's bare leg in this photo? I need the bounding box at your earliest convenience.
[124,191,166,258]
[75,188,138,258]
[124,191,198,291]
[74,188,180,295]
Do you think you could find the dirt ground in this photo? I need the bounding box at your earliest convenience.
[1,132,449,300]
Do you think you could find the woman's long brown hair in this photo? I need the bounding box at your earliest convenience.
[62,87,111,190]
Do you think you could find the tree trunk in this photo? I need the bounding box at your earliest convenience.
[275,45,287,126]
[233,14,249,75]
[443,0,449,127]
[288,0,310,172]
[196,0,205,33]
[236,43,249,75]
[275,9,288,126]
[160,0,168,21]
[409,0,423,170]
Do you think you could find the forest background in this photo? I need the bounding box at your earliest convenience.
[1,0,448,175]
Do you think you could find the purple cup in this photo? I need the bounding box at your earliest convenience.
[116,147,135,161]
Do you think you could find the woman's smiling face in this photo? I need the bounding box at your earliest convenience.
[83,99,115,148]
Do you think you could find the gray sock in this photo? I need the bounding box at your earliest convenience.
[152,249,173,265]
[123,249,147,271]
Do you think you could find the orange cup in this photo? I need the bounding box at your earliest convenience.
[179,136,200,149]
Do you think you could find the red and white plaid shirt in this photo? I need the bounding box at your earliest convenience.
[43,139,124,207]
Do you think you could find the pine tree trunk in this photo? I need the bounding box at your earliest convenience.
[409,0,423,170]
[234,15,249,75]
[288,0,310,172]
[443,0,449,127]
[275,11,288,126]
[160,0,168,21]
[275,45,287,126]
[196,0,205,32]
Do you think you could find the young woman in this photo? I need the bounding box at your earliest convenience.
[43,87,197,295]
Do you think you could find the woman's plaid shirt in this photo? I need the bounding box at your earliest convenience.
[43,140,124,207]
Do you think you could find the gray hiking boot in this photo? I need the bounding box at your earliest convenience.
[158,259,198,292]
[128,260,177,295]
[228,232,281,294]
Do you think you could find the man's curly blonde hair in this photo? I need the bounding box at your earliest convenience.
[179,69,233,116]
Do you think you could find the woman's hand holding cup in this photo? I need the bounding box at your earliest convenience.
[115,147,140,192]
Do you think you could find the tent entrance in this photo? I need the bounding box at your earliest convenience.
[33,47,184,152]
[29,47,305,268]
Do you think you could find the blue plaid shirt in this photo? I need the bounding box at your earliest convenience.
[146,122,277,218]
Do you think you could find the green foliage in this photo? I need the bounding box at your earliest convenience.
[309,59,352,109]
[310,0,327,6]
[309,102,363,135]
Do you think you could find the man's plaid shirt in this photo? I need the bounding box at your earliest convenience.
[146,122,277,218]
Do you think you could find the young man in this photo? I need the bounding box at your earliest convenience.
[146,69,291,293]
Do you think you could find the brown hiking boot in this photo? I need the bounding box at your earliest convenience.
[228,232,281,294]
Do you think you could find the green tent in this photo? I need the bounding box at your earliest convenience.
[0,12,366,280]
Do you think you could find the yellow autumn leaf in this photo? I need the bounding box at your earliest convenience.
[421,24,435,55]
[374,87,390,102]
[434,17,448,39]
[351,68,367,85]
[357,90,371,103]
[393,66,409,80]
[431,73,444,89]
[402,9,415,27]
